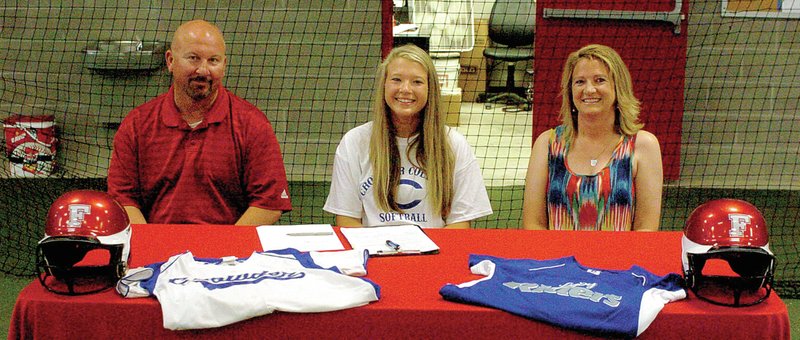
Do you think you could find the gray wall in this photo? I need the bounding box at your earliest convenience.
[681,0,800,190]
[0,1,381,180]
[1,0,798,188]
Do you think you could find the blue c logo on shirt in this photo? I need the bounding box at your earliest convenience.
[396,179,423,209]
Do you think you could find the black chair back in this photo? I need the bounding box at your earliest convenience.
[488,0,536,48]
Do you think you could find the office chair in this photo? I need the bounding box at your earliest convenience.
[479,0,535,109]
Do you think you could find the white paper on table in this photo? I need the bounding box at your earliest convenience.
[257,224,345,252]
[340,224,439,255]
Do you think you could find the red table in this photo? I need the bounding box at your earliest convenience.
[10,225,791,339]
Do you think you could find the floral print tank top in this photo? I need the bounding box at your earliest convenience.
[546,126,636,231]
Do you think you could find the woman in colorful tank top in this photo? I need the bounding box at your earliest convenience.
[522,44,663,231]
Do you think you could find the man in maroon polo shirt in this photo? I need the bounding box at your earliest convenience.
[107,19,292,225]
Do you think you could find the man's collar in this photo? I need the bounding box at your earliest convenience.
[161,86,229,128]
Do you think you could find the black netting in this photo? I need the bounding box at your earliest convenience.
[1,1,797,297]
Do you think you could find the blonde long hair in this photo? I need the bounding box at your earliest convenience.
[559,44,643,141]
[369,44,455,217]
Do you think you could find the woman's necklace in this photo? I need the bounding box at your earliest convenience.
[589,136,617,167]
[590,151,604,167]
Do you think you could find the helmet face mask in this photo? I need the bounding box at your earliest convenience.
[36,190,131,295]
[681,199,776,307]
[684,249,775,307]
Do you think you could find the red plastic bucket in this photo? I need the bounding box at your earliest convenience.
[3,115,58,177]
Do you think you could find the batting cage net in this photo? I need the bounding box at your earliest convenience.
[1,1,798,297]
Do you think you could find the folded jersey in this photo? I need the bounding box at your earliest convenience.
[439,254,685,338]
[117,248,380,330]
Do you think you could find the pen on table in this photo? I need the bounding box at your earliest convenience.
[377,249,421,255]
[386,239,401,251]
[286,232,334,236]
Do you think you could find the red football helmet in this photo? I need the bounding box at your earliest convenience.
[681,199,775,307]
[37,190,132,295]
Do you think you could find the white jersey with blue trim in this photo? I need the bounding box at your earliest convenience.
[439,255,685,338]
[117,248,380,330]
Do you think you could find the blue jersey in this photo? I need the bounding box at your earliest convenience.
[439,255,685,338]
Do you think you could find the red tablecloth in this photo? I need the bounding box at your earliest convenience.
[10,225,791,339]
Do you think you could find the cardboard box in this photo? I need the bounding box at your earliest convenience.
[458,19,489,102]
[441,89,462,127]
